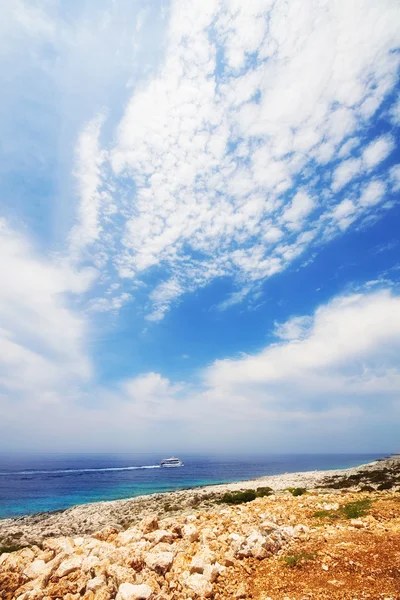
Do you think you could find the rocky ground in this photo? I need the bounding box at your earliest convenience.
[0,457,399,599]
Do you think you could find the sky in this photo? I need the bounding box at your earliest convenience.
[0,0,399,454]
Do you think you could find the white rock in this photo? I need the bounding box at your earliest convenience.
[81,554,101,572]
[140,516,158,534]
[117,528,143,545]
[261,520,278,533]
[322,503,339,511]
[185,515,197,523]
[145,551,174,574]
[228,533,245,553]
[241,532,272,559]
[186,573,213,598]
[116,582,154,600]
[350,519,365,529]
[203,563,220,583]
[23,559,48,579]
[146,529,174,544]
[55,555,83,578]
[87,575,107,591]
[43,537,75,555]
[183,524,199,542]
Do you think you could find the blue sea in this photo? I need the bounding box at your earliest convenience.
[0,453,387,520]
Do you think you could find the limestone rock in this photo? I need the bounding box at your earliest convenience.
[55,555,83,578]
[116,582,154,600]
[185,573,214,598]
[117,528,143,546]
[140,517,158,534]
[23,559,49,580]
[87,575,107,591]
[145,551,174,574]
[146,529,174,545]
[182,524,199,543]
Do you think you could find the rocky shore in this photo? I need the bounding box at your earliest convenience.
[0,456,399,599]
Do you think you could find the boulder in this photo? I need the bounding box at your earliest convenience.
[140,517,158,534]
[117,528,143,546]
[55,555,83,578]
[185,573,214,598]
[43,536,75,555]
[116,582,154,600]
[23,559,49,580]
[183,524,199,543]
[145,551,174,575]
[87,575,107,591]
[146,529,174,545]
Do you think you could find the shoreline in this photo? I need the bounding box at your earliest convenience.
[1,454,399,551]
[0,453,386,521]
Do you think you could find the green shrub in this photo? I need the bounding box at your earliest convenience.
[291,487,307,496]
[255,486,273,497]
[377,482,393,491]
[359,485,375,492]
[220,490,257,505]
[285,487,307,496]
[281,552,315,568]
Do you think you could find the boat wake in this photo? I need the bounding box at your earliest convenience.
[0,465,161,476]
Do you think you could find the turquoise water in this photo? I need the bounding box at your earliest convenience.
[0,452,386,519]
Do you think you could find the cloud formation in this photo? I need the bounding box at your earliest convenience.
[2,288,399,451]
[75,0,400,319]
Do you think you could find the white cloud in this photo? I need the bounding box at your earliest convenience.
[331,158,362,191]
[95,0,400,319]
[69,114,107,258]
[147,278,184,321]
[358,180,386,207]
[2,288,400,451]
[389,97,400,126]
[362,134,395,169]
[205,290,400,396]
[0,220,93,398]
[282,191,315,228]
[389,165,400,191]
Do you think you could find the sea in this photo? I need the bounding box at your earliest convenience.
[0,452,387,520]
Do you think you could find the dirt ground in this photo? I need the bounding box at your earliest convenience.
[215,493,400,600]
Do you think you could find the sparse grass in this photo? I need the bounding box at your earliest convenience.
[340,498,372,519]
[312,509,340,519]
[313,498,372,521]
[281,552,316,568]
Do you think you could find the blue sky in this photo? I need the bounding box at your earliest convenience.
[0,0,399,453]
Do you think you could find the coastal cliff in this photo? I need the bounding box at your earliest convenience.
[0,457,399,599]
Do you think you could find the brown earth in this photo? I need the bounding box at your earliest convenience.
[1,490,399,600]
[215,494,400,600]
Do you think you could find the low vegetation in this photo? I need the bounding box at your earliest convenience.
[220,486,273,505]
[313,498,372,520]
[281,552,316,568]
[286,487,307,496]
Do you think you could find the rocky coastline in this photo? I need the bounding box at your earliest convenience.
[0,455,399,599]
[0,455,399,551]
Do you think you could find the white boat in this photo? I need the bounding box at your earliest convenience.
[160,457,184,468]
